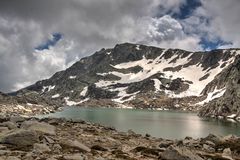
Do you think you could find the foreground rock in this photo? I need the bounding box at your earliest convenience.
[0,117,239,160]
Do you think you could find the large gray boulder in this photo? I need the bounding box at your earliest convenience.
[0,129,39,147]
[160,146,203,160]
[21,121,56,135]
[33,143,51,153]
[60,139,91,152]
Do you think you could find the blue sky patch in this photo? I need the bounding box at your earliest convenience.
[200,38,232,50]
[35,33,62,50]
[172,0,202,19]
[156,0,202,19]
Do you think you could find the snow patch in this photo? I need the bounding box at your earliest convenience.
[96,73,109,76]
[42,85,55,92]
[52,94,60,98]
[196,87,226,105]
[106,51,111,55]
[152,79,162,92]
[136,45,141,50]
[227,114,238,119]
[110,87,139,103]
[64,97,89,106]
[69,76,76,79]
[80,86,88,96]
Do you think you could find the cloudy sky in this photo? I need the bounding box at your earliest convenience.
[0,0,239,92]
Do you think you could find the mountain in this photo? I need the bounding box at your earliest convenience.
[15,43,240,117]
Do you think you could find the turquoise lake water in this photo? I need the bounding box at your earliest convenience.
[40,107,240,139]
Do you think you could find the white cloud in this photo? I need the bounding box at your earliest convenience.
[3,0,239,92]
[134,15,202,51]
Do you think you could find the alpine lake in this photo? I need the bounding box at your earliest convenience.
[39,107,240,139]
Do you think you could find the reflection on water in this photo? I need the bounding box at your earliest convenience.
[40,107,240,139]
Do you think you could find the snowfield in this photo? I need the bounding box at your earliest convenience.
[94,49,238,100]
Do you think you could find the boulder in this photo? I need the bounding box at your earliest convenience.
[203,144,215,153]
[52,144,62,153]
[0,122,17,130]
[60,139,91,152]
[91,145,108,151]
[0,127,9,133]
[202,134,221,144]
[0,129,39,147]
[6,156,21,160]
[160,146,204,160]
[222,148,233,160]
[21,121,56,135]
[33,143,51,153]
[159,140,174,148]
[63,153,85,160]
[9,116,26,123]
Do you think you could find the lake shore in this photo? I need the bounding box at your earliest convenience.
[0,116,239,160]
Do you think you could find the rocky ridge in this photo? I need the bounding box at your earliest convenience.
[0,91,59,117]
[0,117,239,160]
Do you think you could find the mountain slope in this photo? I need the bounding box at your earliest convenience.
[16,43,240,116]
[199,55,240,118]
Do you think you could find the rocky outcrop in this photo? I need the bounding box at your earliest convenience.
[0,90,59,117]
[0,117,239,160]
[199,55,240,118]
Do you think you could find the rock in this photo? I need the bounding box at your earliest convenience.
[222,148,233,160]
[60,139,91,152]
[21,121,56,135]
[202,134,221,144]
[0,122,17,130]
[159,140,174,148]
[0,129,39,147]
[222,134,237,142]
[132,146,161,157]
[160,146,204,160]
[203,144,215,153]
[205,140,215,147]
[145,133,151,138]
[0,127,9,132]
[10,116,26,123]
[0,145,6,150]
[33,143,51,153]
[6,156,21,160]
[46,158,57,160]
[52,144,62,153]
[43,136,55,144]
[63,154,85,160]
[0,150,10,156]
[91,145,108,151]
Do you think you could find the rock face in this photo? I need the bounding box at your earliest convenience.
[199,55,240,117]
[12,43,240,116]
[0,117,239,160]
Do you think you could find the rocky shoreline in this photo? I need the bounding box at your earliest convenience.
[0,116,239,160]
